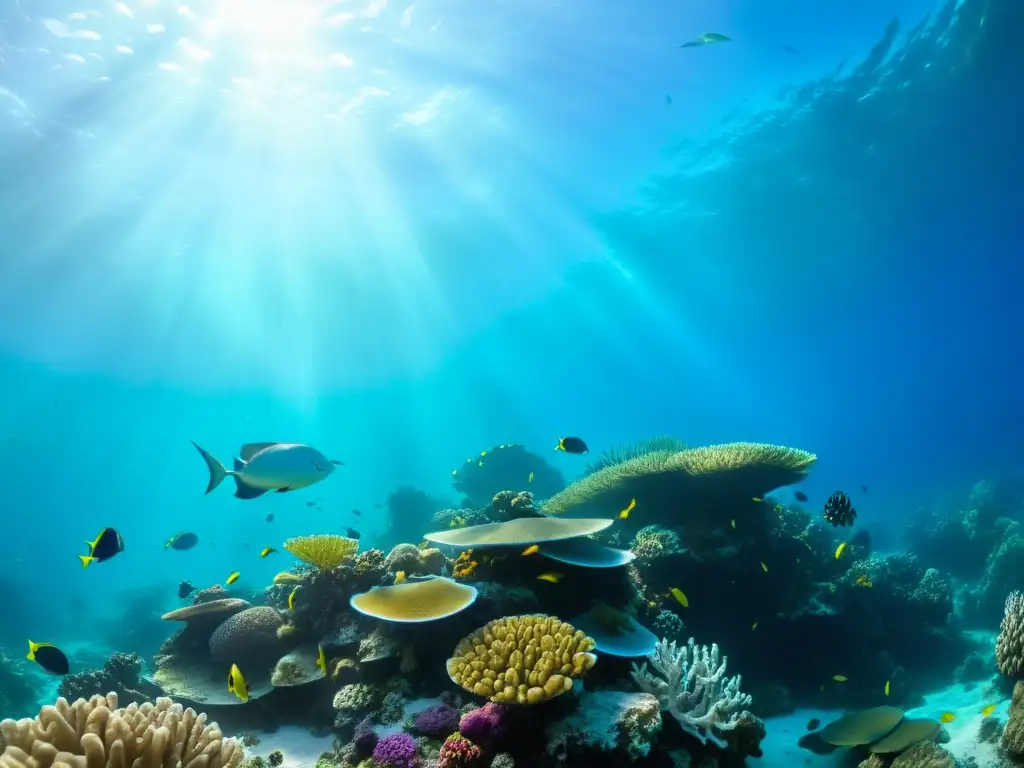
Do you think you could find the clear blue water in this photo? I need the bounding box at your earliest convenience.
[0,0,1020,712]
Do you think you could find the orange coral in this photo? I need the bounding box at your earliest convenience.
[453,550,479,579]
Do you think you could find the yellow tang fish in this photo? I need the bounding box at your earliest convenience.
[833,675,848,682]
[834,542,847,560]
[316,645,327,674]
[227,663,249,703]
[760,561,768,573]
[226,571,240,585]
[619,498,637,520]
[394,571,407,585]
[669,587,689,608]
[288,586,299,611]
[528,471,534,483]
[982,704,997,717]
[939,712,956,724]
[751,621,758,631]
[521,545,539,556]
[537,572,563,583]
[260,547,277,558]
[885,680,891,696]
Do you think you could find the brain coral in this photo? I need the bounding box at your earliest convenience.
[446,614,597,705]
[209,606,286,666]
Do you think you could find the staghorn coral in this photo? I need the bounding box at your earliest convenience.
[0,692,243,768]
[584,436,688,475]
[283,536,359,570]
[542,441,816,517]
[446,615,597,705]
[630,637,752,746]
[998,592,1024,677]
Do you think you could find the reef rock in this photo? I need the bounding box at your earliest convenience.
[545,691,662,761]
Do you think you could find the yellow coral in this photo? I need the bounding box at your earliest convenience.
[283,535,359,569]
[453,550,478,579]
[446,614,597,705]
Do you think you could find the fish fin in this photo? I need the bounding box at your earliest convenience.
[191,441,228,494]
[78,555,94,569]
[26,640,36,659]
[233,479,267,499]
[330,459,344,466]
[240,442,279,462]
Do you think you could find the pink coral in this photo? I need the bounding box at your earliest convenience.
[458,702,506,749]
[438,733,483,768]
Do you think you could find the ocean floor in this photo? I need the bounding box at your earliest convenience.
[244,727,334,768]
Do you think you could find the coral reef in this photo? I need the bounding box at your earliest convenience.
[998,591,1024,676]
[452,444,564,509]
[438,733,482,768]
[283,536,359,570]
[545,691,662,761]
[372,732,418,768]
[57,652,162,706]
[583,436,688,475]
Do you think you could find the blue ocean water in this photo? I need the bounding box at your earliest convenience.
[0,0,1020,728]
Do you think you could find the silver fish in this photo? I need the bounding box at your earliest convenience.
[191,441,343,499]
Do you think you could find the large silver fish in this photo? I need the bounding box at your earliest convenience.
[191,441,342,499]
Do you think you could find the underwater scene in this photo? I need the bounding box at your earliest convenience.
[1,0,1023,766]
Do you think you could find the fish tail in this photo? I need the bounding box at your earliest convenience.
[78,555,94,569]
[191,441,228,494]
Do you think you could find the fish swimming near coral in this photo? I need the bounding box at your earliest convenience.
[288,586,299,610]
[537,572,563,583]
[190,441,342,499]
[260,547,277,558]
[555,436,589,454]
[266,513,274,522]
[394,571,407,585]
[619,498,636,520]
[344,527,361,540]
[794,491,809,502]
[982,704,996,717]
[521,545,539,556]
[27,640,69,675]
[760,561,769,573]
[165,531,199,551]
[824,490,857,527]
[806,718,820,731]
[834,542,847,560]
[79,527,124,568]
[885,680,891,696]
[317,645,327,674]
[669,587,689,608]
[177,580,195,599]
[226,571,240,585]
[228,663,249,703]
[940,712,956,724]
[528,471,534,483]
[833,675,848,682]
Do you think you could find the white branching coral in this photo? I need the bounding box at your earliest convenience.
[630,636,751,745]
[997,591,1024,676]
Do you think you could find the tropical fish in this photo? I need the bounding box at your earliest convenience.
[619,498,636,520]
[861,484,868,492]
[352,508,362,516]
[274,572,301,584]
[528,471,534,483]
[79,527,124,568]
[537,572,563,583]
[982,704,997,717]
[939,712,956,724]
[752,497,763,503]
[227,663,249,703]
[260,547,277,558]
[344,527,361,540]
[555,436,589,454]
[834,542,847,560]
[394,571,407,585]
[752,621,758,631]
[856,575,873,588]
[178,580,195,599]
[521,545,539,557]
[885,680,891,696]
[806,718,820,731]
[680,32,732,48]
[266,513,275,522]
[760,562,768,573]
[165,531,199,551]
[226,571,240,585]
[190,441,342,499]
[794,491,809,502]
[730,519,736,530]
[669,587,689,608]
[288,587,299,611]
[833,675,848,682]
[317,645,327,674]
[26,640,69,675]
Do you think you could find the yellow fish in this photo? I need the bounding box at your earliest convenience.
[760,561,768,573]
[227,663,249,703]
[730,519,736,530]
[478,460,484,467]
[274,572,301,584]
[669,587,689,608]
[260,547,277,558]
[885,680,891,697]
[834,542,847,560]
[451,469,458,476]
[752,497,763,503]
[316,645,327,674]
[226,571,240,585]
[982,704,997,717]
[856,575,873,588]
[939,712,956,724]
[288,586,299,611]
[537,572,563,583]
[833,675,848,682]
[521,545,539,556]
[528,471,534,483]
[480,450,488,457]
[619,498,636,520]
[751,621,758,631]
[394,571,407,585]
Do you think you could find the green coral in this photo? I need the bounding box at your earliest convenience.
[584,436,688,474]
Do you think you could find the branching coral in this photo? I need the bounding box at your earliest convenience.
[282,535,358,569]
[998,591,1024,676]
[630,637,752,745]
[584,436,688,475]
[446,615,597,705]
[0,692,243,768]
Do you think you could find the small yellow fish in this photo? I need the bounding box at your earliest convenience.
[260,547,276,558]
[730,519,736,530]
[480,450,487,457]
[521,545,539,556]
[451,469,457,476]
[751,621,758,631]
[273,572,301,584]
[288,586,299,611]
[619,498,637,520]
[856,575,873,588]
[528,471,534,483]
[752,497,763,503]
[939,712,956,724]
[478,460,484,467]
[316,645,327,674]
[225,571,240,585]
[670,587,689,608]
[537,572,563,584]
[885,680,891,697]
[394,571,407,585]
[760,561,768,573]
[834,542,847,560]
[982,703,997,717]
[227,663,249,703]
[833,675,848,682]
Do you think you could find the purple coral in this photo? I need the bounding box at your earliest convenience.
[372,732,418,768]
[439,733,483,768]
[413,703,460,738]
[352,716,378,758]
[458,702,506,749]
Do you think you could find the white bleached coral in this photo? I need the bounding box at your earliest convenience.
[630,636,751,746]
[0,692,243,768]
